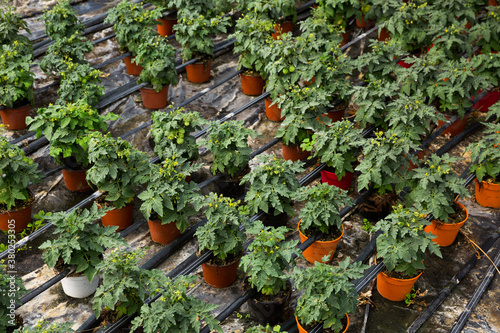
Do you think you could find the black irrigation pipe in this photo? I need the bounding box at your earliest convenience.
[449,244,500,333]
[407,231,500,333]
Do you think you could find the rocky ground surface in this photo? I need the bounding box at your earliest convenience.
[2,1,500,332]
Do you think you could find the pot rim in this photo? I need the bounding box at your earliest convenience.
[295,313,349,333]
[0,188,33,214]
[298,219,344,244]
[374,256,424,281]
[475,178,500,188]
[430,201,468,227]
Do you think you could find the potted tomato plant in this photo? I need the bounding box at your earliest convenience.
[26,100,118,192]
[0,43,35,130]
[105,0,163,75]
[174,10,231,83]
[0,3,32,53]
[239,0,297,39]
[1,263,27,332]
[92,249,160,322]
[38,203,128,298]
[292,258,367,333]
[229,13,273,96]
[240,154,304,227]
[356,129,419,221]
[151,106,206,161]
[274,87,327,161]
[149,0,178,37]
[139,151,202,244]
[407,153,471,246]
[296,183,353,264]
[301,120,365,190]
[130,275,222,333]
[40,32,94,76]
[58,61,105,107]
[372,205,442,301]
[42,0,85,41]
[85,132,151,230]
[466,121,500,208]
[134,34,178,109]
[0,137,42,233]
[240,221,301,324]
[194,193,247,288]
[201,120,258,198]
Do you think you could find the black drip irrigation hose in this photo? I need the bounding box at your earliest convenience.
[449,245,500,333]
[407,231,500,333]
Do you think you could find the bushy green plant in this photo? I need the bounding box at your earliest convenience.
[240,154,304,216]
[172,0,231,15]
[317,0,361,27]
[174,10,231,61]
[229,13,274,76]
[0,3,31,53]
[135,35,178,92]
[93,249,158,319]
[467,122,500,182]
[38,203,128,282]
[86,132,151,209]
[292,258,367,331]
[354,39,406,83]
[0,137,42,211]
[151,106,206,161]
[373,205,442,277]
[301,120,365,180]
[240,221,300,295]
[13,319,74,333]
[130,275,222,333]
[1,264,27,332]
[356,129,419,195]
[238,0,296,24]
[26,100,118,169]
[406,153,470,222]
[202,120,258,177]
[139,151,202,232]
[104,0,163,54]
[0,42,34,108]
[469,6,500,53]
[58,62,104,106]
[40,33,93,75]
[194,193,247,261]
[296,183,353,235]
[43,0,85,40]
[274,86,325,146]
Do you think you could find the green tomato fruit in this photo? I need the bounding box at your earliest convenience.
[288,65,295,73]
[184,121,190,126]
[177,138,184,144]
[283,68,289,74]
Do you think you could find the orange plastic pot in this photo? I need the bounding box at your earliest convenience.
[437,114,468,137]
[0,200,32,233]
[0,104,31,130]
[356,15,366,28]
[157,17,177,37]
[473,90,500,113]
[322,108,345,123]
[282,143,311,162]
[140,85,169,110]
[296,314,349,333]
[424,201,468,247]
[376,269,423,301]
[123,56,144,76]
[148,219,181,245]
[99,202,134,231]
[186,61,212,83]
[489,0,498,6]
[340,32,349,47]
[265,98,284,122]
[298,220,344,265]
[408,148,430,171]
[378,27,391,41]
[201,256,240,288]
[475,179,500,209]
[272,21,294,39]
[240,72,264,96]
[62,169,91,192]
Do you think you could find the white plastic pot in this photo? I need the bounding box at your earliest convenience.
[61,275,99,298]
